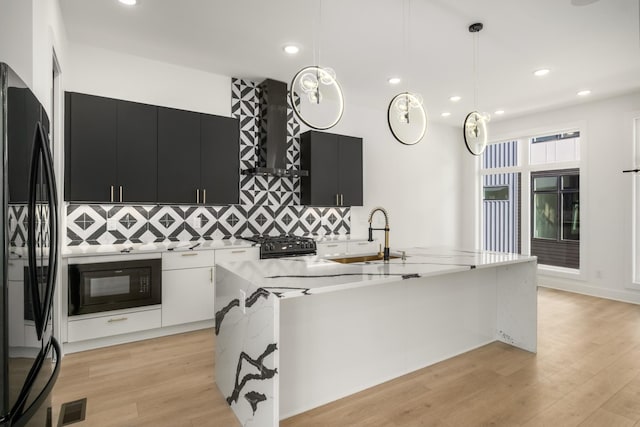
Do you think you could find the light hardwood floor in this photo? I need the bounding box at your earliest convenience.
[52,288,640,426]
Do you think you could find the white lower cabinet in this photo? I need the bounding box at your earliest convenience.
[316,242,348,258]
[317,240,379,258]
[162,266,215,327]
[347,240,379,255]
[67,308,161,342]
[161,250,215,327]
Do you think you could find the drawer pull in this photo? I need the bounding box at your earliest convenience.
[108,317,128,323]
[357,242,369,246]
[181,253,199,257]
[327,244,339,248]
[231,250,246,254]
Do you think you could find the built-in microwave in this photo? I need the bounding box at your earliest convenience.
[68,259,161,316]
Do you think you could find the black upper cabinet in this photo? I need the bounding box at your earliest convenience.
[65,93,157,203]
[200,114,239,205]
[157,108,239,205]
[157,107,201,204]
[300,131,363,207]
[337,135,363,206]
[117,101,158,203]
[65,92,240,205]
[65,92,117,202]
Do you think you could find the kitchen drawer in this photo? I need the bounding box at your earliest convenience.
[317,242,348,257]
[215,247,259,264]
[67,308,161,342]
[348,240,379,255]
[162,249,214,270]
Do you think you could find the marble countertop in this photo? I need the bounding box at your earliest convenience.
[216,247,537,299]
[59,238,257,258]
[53,235,369,258]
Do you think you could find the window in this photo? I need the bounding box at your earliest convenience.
[531,169,579,268]
[480,130,581,271]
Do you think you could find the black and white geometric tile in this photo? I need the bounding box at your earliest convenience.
[66,203,350,246]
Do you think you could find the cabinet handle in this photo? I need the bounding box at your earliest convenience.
[110,185,114,202]
[108,317,128,323]
[119,186,123,202]
[340,194,344,206]
[335,194,339,205]
[231,250,246,254]
[203,189,206,204]
[327,244,339,248]
[181,252,199,257]
[210,267,213,283]
[196,189,200,204]
[357,242,368,246]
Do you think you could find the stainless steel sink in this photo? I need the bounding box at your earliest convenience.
[329,253,400,264]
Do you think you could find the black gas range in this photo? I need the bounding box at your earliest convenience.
[243,235,317,259]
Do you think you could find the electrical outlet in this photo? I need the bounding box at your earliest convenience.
[192,216,202,229]
[107,220,117,231]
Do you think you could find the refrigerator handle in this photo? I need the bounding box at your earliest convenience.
[26,122,58,340]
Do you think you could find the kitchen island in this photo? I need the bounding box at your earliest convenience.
[214,248,537,427]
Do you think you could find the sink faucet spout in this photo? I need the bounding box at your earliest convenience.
[368,207,390,261]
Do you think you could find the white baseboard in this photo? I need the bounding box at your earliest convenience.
[538,275,640,305]
[62,320,214,355]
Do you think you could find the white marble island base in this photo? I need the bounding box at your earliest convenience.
[214,248,537,426]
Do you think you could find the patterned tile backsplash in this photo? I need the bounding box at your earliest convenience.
[66,204,350,246]
[62,77,350,247]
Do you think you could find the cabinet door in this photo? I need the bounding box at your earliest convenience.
[117,100,158,203]
[200,115,239,204]
[338,135,363,206]
[161,267,215,327]
[65,93,117,202]
[301,131,340,206]
[157,107,201,204]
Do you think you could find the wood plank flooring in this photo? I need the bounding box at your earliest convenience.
[52,288,640,426]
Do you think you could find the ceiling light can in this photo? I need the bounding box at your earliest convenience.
[449,95,461,102]
[283,45,300,55]
[388,77,401,85]
[577,90,591,96]
[119,0,137,5]
[534,69,550,77]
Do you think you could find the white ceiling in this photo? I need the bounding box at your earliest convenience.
[59,0,640,124]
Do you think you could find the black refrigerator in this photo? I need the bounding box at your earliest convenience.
[0,63,60,426]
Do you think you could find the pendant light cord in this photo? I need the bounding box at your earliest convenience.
[473,31,479,111]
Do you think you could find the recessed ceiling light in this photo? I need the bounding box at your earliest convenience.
[577,90,591,96]
[494,110,505,115]
[533,69,550,77]
[283,45,300,55]
[449,96,461,102]
[118,0,137,5]
[441,112,451,117]
[388,77,401,85]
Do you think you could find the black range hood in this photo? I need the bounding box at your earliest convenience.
[242,79,308,177]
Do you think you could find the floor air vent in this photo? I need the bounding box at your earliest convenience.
[58,398,87,426]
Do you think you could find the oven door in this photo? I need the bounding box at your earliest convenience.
[68,259,161,316]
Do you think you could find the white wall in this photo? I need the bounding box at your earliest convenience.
[327,105,466,249]
[482,91,640,304]
[66,42,231,116]
[0,0,33,85]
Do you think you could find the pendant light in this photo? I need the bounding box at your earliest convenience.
[463,22,490,156]
[387,0,427,145]
[289,0,344,130]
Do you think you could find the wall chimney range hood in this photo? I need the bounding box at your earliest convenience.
[242,79,308,177]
